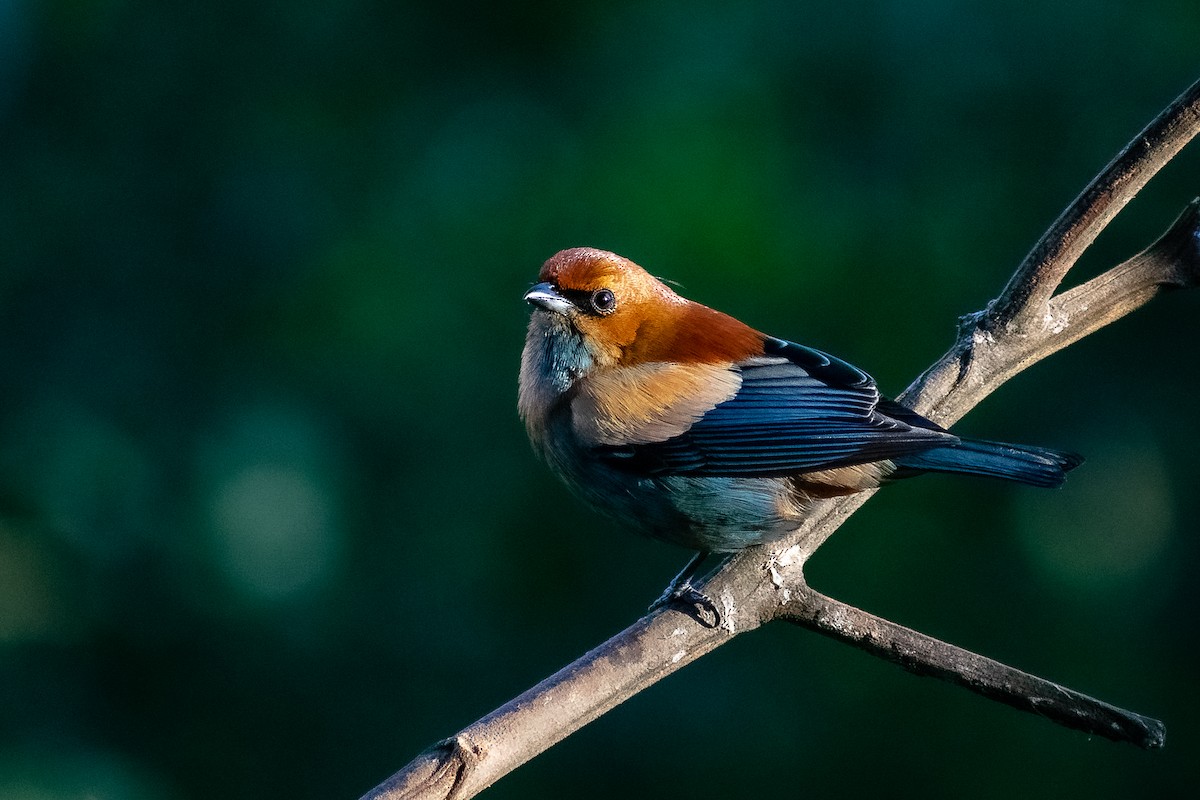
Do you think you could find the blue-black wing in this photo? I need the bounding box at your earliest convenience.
[598,337,955,477]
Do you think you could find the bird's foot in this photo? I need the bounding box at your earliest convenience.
[649,579,721,628]
[648,552,723,628]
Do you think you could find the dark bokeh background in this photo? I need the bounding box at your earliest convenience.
[1,2,1197,798]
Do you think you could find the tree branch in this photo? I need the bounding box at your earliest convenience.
[362,608,758,800]
[906,182,1200,433]
[780,584,1167,749]
[359,78,1200,800]
[987,75,1200,331]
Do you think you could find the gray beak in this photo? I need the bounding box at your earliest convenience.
[524,282,574,314]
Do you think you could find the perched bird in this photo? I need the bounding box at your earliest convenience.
[519,247,1081,569]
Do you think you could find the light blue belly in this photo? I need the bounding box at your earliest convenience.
[559,456,800,552]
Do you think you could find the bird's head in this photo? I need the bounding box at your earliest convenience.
[525,247,762,366]
[524,247,688,368]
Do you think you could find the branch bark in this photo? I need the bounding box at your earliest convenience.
[782,586,1166,749]
[360,77,1200,800]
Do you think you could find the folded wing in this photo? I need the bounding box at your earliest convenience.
[597,337,958,477]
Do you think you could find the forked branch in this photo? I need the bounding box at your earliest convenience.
[360,77,1200,800]
[988,73,1200,330]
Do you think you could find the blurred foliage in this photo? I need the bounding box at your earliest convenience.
[0,1,1198,798]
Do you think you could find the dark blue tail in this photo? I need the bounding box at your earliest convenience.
[895,439,1083,488]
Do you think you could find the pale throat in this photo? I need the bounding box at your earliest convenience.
[535,315,596,393]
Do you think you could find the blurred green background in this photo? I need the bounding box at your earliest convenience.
[1,1,1198,798]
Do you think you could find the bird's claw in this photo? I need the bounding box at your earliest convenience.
[649,579,721,628]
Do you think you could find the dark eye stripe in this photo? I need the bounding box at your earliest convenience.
[558,287,617,316]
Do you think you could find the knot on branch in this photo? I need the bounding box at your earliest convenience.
[949,307,997,388]
[956,307,991,339]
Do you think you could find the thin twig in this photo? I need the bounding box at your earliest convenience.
[779,585,1166,749]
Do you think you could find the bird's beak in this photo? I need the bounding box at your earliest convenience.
[524,282,574,314]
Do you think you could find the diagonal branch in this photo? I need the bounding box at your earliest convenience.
[780,584,1167,749]
[361,606,759,800]
[358,78,1200,800]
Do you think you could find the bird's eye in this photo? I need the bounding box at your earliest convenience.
[591,288,616,314]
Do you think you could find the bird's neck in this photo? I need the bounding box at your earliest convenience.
[519,313,594,433]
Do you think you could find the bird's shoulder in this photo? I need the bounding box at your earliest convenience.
[757,336,876,392]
